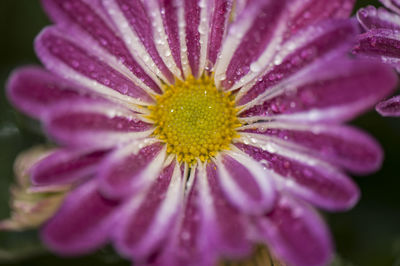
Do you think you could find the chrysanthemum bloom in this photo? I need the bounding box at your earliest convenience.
[6,0,397,265]
[355,0,400,116]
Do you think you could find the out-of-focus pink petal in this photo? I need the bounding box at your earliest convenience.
[376,95,400,116]
[6,67,94,119]
[256,195,333,266]
[42,0,113,26]
[31,148,109,187]
[285,0,355,38]
[380,0,400,14]
[42,180,119,255]
[357,6,400,30]
[354,29,400,68]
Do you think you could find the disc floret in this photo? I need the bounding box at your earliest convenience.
[149,75,240,164]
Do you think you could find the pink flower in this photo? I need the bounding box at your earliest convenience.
[6,0,397,265]
[355,0,400,116]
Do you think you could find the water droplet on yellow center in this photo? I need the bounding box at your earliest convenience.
[149,75,240,164]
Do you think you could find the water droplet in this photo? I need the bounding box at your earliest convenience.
[120,84,129,94]
[198,0,206,8]
[274,56,283,65]
[250,62,262,72]
[198,25,207,34]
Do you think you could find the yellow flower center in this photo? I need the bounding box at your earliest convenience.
[149,75,240,164]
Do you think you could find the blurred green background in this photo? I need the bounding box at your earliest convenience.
[0,1,399,265]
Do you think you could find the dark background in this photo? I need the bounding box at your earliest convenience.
[0,1,399,265]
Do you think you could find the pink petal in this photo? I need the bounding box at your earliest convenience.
[285,0,355,38]
[155,163,253,265]
[215,151,276,214]
[42,0,113,26]
[142,0,183,79]
[239,122,383,174]
[357,6,400,31]
[207,0,233,69]
[44,100,154,148]
[98,141,167,199]
[376,95,400,116]
[42,180,119,255]
[380,0,400,14]
[236,19,359,106]
[181,0,201,77]
[205,162,253,258]
[182,0,213,77]
[102,0,174,82]
[35,26,155,105]
[150,0,183,77]
[257,195,333,266]
[31,148,109,186]
[113,160,183,260]
[41,0,162,94]
[152,177,211,266]
[215,0,289,90]
[240,58,397,122]
[236,142,360,211]
[354,29,400,68]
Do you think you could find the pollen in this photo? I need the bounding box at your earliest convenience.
[149,75,241,164]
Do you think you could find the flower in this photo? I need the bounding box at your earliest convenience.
[5,0,397,265]
[355,0,400,116]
